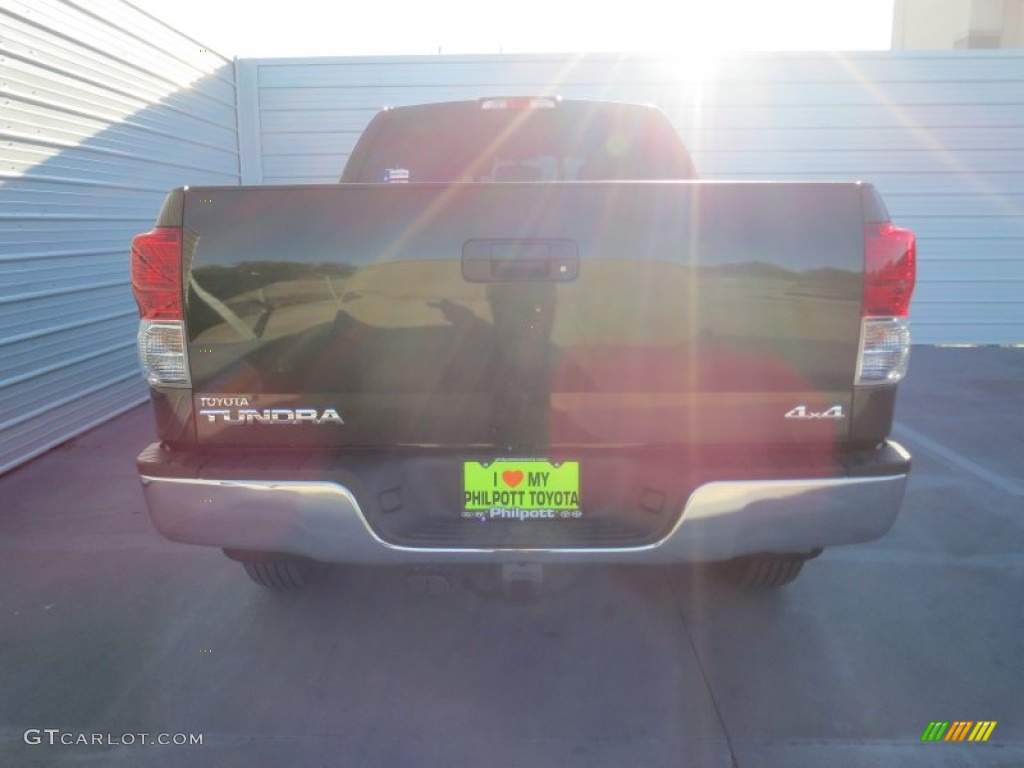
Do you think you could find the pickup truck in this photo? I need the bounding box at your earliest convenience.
[132,97,915,591]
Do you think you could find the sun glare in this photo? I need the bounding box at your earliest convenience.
[130,0,892,58]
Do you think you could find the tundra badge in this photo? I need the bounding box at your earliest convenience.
[197,396,343,425]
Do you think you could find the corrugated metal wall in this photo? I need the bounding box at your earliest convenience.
[0,0,239,474]
[237,51,1024,346]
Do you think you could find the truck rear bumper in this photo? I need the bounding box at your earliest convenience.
[138,442,910,564]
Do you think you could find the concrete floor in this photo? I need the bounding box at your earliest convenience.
[0,346,1022,767]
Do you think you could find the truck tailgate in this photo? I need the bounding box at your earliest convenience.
[178,182,865,449]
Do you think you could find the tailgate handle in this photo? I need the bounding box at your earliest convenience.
[462,239,578,282]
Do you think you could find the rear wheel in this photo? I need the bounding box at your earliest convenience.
[224,550,319,590]
[716,549,822,588]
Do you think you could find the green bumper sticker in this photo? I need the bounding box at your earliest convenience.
[463,460,581,520]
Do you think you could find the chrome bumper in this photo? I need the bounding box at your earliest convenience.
[139,450,909,564]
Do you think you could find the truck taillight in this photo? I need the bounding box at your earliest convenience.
[130,227,190,387]
[137,321,190,387]
[131,227,182,320]
[856,221,916,386]
[863,222,915,317]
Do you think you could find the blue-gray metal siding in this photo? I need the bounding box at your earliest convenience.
[0,0,239,474]
[238,51,1024,346]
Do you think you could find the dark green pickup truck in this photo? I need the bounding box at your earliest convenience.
[131,97,915,590]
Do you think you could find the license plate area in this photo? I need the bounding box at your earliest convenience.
[463,460,581,521]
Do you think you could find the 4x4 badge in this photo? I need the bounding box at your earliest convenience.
[784,404,844,419]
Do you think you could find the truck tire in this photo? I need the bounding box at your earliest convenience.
[224,550,317,589]
[716,549,822,589]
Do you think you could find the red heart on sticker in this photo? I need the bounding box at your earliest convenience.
[502,470,524,488]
